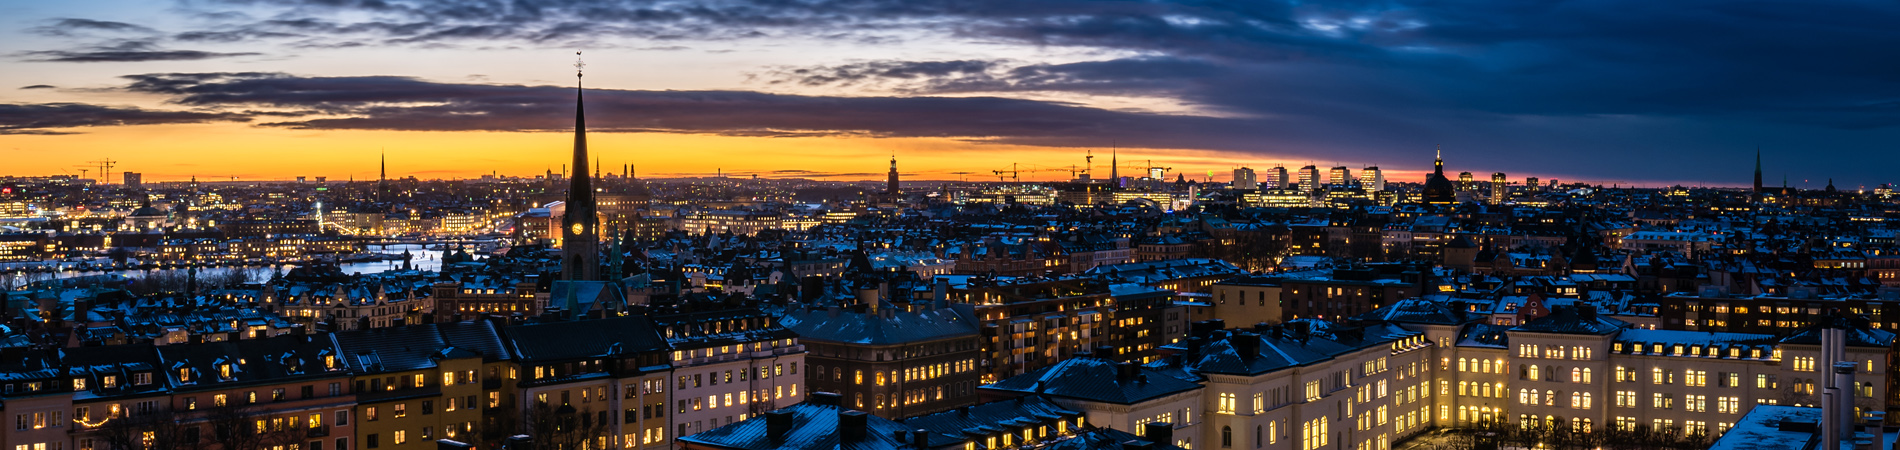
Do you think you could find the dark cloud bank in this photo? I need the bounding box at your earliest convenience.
[12,0,1900,184]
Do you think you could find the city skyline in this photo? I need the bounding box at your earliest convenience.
[4,1,1900,187]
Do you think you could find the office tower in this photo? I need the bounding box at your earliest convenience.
[1526,177,1540,192]
[1263,166,1289,189]
[1329,166,1352,187]
[1491,172,1508,204]
[1297,165,1320,192]
[1459,172,1474,191]
[1359,166,1385,191]
[1233,167,1258,189]
[122,172,142,189]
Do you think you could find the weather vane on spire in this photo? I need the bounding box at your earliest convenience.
[574,51,585,79]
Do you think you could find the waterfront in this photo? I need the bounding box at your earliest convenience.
[0,244,455,289]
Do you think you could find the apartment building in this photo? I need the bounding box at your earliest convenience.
[649,304,806,438]
[781,302,984,419]
[1356,298,1893,438]
[508,315,676,450]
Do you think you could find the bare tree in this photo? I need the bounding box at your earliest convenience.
[519,400,609,450]
[90,407,193,450]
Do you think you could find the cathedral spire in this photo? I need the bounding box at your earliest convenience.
[1753,147,1764,193]
[561,51,600,281]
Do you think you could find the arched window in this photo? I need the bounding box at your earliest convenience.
[1581,368,1593,384]
[1255,425,1263,448]
[1459,358,1468,372]
[1528,365,1540,380]
[1571,367,1582,383]
[1222,426,1232,448]
[1518,364,1528,379]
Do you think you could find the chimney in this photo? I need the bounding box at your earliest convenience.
[1116,362,1141,381]
[766,410,794,440]
[1121,440,1156,450]
[1233,332,1261,359]
[913,429,930,449]
[1143,422,1174,445]
[839,411,869,442]
[1577,304,1597,321]
[1861,411,1884,450]
[934,278,950,308]
[435,440,474,450]
[810,391,842,407]
[858,286,880,313]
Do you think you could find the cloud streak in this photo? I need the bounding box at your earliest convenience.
[0,103,250,134]
[21,41,261,63]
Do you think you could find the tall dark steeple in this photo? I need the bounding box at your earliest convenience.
[1753,147,1764,193]
[886,154,900,196]
[377,150,387,204]
[1422,144,1455,204]
[562,52,600,281]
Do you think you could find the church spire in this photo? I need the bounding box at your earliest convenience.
[887,152,900,196]
[561,51,600,281]
[1753,147,1763,193]
[1433,144,1444,175]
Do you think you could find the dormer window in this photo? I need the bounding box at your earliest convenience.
[179,369,192,383]
[219,364,234,379]
[101,376,118,389]
[73,378,87,390]
[324,355,336,369]
[133,373,151,385]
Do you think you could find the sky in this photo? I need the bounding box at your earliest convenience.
[2,0,1898,188]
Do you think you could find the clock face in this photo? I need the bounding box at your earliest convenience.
[571,223,585,235]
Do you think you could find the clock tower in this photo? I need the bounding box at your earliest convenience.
[561,52,601,281]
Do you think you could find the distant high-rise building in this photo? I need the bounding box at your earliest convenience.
[1491,172,1508,204]
[1233,167,1258,190]
[1359,166,1385,191]
[315,176,327,183]
[1328,166,1352,187]
[1297,166,1320,192]
[1264,166,1289,189]
[122,172,142,189]
[1526,177,1540,192]
[1458,172,1474,191]
[561,59,600,281]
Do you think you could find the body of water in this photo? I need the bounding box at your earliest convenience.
[2,244,458,288]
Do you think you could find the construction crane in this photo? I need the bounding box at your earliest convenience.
[993,163,1020,183]
[946,171,977,182]
[89,158,117,185]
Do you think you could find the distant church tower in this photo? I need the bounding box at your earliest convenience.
[562,53,600,281]
[1753,148,1764,194]
[887,155,901,197]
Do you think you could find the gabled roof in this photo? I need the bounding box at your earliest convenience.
[333,324,459,374]
[982,357,1202,405]
[1351,297,1481,325]
[779,304,979,346]
[901,395,1079,444]
[1509,305,1627,335]
[680,394,949,450]
[507,314,667,363]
